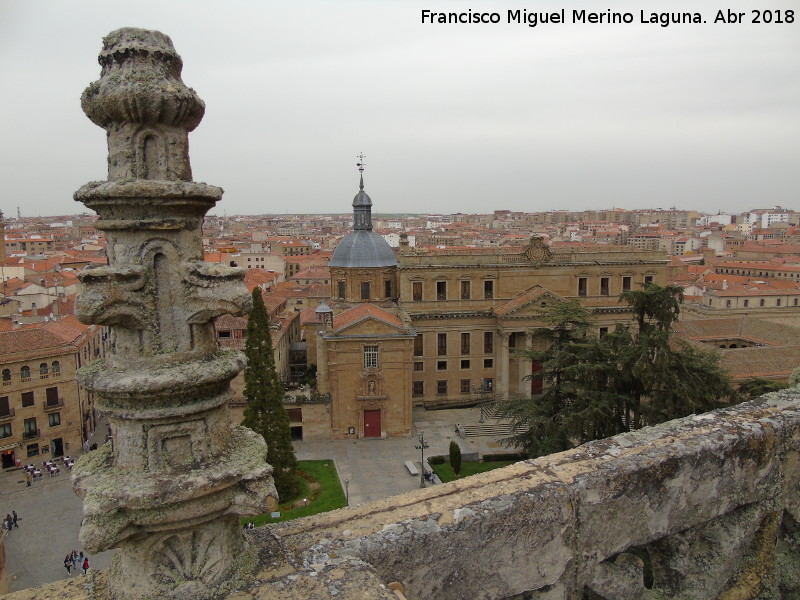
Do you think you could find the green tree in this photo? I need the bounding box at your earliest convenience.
[242,288,299,501]
[496,300,597,456]
[497,286,736,458]
[449,440,462,476]
[737,377,790,400]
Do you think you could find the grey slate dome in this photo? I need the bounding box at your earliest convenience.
[330,172,398,268]
[330,230,398,267]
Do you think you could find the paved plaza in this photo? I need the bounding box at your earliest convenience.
[0,405,514,593]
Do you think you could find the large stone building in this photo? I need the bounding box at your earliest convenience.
[0,317,107,467]
[314,172,670,439]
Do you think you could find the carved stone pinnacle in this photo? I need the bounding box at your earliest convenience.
[72,28,277,600]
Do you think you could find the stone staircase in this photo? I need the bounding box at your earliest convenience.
[460,421,517,438]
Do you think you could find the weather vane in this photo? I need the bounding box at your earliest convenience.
[356,152,366,174]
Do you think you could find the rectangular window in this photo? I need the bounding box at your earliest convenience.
[412,281,422,302]
[725,300,731,307]
[45,387,59,407]
[0,424,9,439]
[460,379,471,393]
[437,333,447,356]
[385,280,392,298]
[600,277,609,296]
[622,276,632,292]
[777,299,782,306]
[481,378,493,392]
[363,345,379,369]
[461,332,471,355]
[21,392,34,407]
[436,281,447,301]
[484,280,494,299]
[26,442,38,457]
[460,280,471,300]
[23,417,37,437]
[48,412,61,427]
[360,282,371,300]
[484,358,493,368]
[286,408,302,422]
[461,359,470,369]
[337,280,345,299]
[413,334,424,357]
[436,380,448,395]
[599,327,609,337]
[760,299,765,307]
[412,381,424,397]
[644,275,654,284]
[437,360,448,371]
[744,299,749,307]
[578,277,588,297]
[413,361,423,372]
[484,331,494,354]
[0,396,9,417]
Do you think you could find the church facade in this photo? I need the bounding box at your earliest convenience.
[314,174,669,440]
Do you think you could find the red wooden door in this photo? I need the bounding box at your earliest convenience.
[531,360,543,395]
[364,410,381,438]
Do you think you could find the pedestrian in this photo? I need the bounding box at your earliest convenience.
[5,514,12,531]
[71,549,79,570]
[26,471,32,487]
[64,554,72,576]
[82,555,89,574]
[12,510,18,528]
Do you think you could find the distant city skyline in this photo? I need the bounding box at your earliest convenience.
[2,0,798,218]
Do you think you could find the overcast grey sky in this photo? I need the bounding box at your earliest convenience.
[1,0,798,217]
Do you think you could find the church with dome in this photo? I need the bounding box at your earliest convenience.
[312,166,671,440]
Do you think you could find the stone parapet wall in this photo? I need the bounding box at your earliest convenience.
[272,389,800,599]
[7,390,800,599]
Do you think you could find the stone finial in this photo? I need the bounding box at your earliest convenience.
[82,28,204,182]
[73,28,276,600]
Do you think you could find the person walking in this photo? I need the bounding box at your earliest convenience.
[82,555,90,574]
[71,549,79,571]
[26,471,32,487]
[64,555,72,576]
[12,510,18,528]
[4,514,12,531]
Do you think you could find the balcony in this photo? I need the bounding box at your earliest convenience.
[0,408,15,422]
[23,428,41,441]
[44,398,64,411]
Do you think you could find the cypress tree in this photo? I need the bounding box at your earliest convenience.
[449,440,462,476]
[242,288,299,502]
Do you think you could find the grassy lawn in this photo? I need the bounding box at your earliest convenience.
[249,459,347,525]
[431,460,516,483]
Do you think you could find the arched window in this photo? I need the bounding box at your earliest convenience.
[51,361,61,376]
[39,363,49,377]
[20,366,31,381]
[1,369,10,385]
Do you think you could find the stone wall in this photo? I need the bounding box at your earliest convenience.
[267,389,800,600]
[10,389,799,599]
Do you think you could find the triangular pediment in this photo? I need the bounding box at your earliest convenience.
[331,303,408,335]
[494,285,567,317]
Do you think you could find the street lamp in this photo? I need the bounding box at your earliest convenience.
[415,430,429,488]
[344,478,350,505]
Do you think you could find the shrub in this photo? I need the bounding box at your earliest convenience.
[428,455,446,465]
[449,440,462,476]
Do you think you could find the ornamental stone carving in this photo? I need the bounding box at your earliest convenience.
[72,28,276,600]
